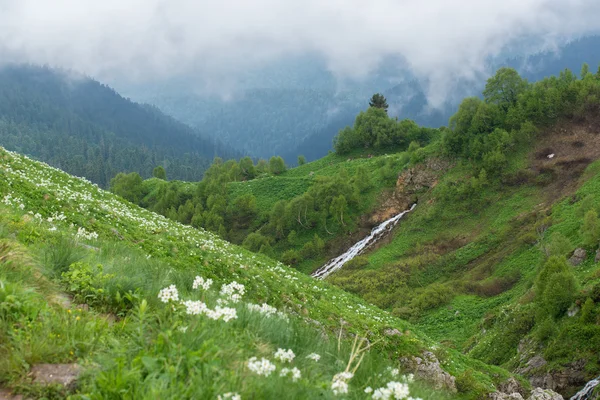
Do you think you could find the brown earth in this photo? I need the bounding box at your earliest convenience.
[530,115,600,202]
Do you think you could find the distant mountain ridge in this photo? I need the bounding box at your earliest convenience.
[123,35,600,164]
[0,64,238,186]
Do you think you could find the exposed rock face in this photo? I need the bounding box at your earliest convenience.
[399,351,457,392]
[569,248,587,266]
[518,356,587,396]
[370,158,451,224]
[499,377,527,397]
[30,364,81,389]
[527,388,564,400]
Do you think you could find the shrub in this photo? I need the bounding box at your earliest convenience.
[581,298,595,324]
[581,210,600,247]
[344,256,369,270]
[545,232,572,258]
[543,272,577,318]
[281,250,300,266]
[410,283,454,312]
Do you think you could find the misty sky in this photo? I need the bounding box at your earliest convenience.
[2,0,600,104]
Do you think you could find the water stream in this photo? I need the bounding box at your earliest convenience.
[312,204,416,279]
[570,377,599,400]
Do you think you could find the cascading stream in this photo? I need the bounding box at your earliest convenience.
[570,377,599,400]
[312,204,416,280]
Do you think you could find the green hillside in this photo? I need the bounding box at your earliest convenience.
[0,145,530,399]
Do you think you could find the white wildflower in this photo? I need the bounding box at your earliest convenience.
[372,381,411,400]
[274,348,295,363]
[218,393,241,400]
[331,379,349,396]
[365,386,373,393]
[306,353,321,362]
[192,275,213,290]
[331,372,353,396]
[220,281,245,303]
[247,357,276,376]
[158,285,179,303]
[181,300,207,315]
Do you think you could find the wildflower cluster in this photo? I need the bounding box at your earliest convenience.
[331,372,353,396]
[158,285,179,303]
[220,281,245,303]
[160,284,238,322]
[279,367,301,382]
[217,393,241,400]
[306,353,321,362]
[246,302,289,321]
[75,226,99,241]
[247,357,276,377]
[274,348,295,363]
[371,375,419,400]
[192,275,212,290]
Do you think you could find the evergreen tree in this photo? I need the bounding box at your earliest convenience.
[369,93,389,112]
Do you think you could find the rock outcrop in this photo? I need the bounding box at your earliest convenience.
[569,248,587,266]
[30,364,81,390]
[527,388,564,400]
[370,158,451,224]
[399,351,457,392]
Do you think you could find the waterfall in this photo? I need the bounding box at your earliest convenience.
[570,377,600,400]
[312,204,416,280]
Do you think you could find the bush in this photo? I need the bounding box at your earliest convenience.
[581,210,600,247]
[545,232,572,258]
[281,250,300,266]
[410,283,454,312]
[581,298,595,324]
[345,256,369,270]
[543,272,577,318]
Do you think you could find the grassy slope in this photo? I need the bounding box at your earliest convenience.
[0,146,516,399]
[327,132,600,390]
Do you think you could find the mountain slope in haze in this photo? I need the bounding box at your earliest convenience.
[124,35,600,164]
[0,64,237,187]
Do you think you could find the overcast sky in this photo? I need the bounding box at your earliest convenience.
[2,0,600,103]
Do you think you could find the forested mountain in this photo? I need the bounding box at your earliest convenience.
[0,64,237,187]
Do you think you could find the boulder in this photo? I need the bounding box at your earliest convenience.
[384,328,403,337]
[527,388,564,400]
[595,248,600,263]
[399,351,457,392]
[499,377,527,397]
[569,248,587,266]
[489,393,525,400]
[30,364,81,390]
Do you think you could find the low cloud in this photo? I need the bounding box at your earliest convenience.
[1,0,600,105]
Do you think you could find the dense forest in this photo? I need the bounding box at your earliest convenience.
[0,65,237,187]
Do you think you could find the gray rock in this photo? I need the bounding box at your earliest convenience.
[595,248,600,263]
[499,377,526,397]
[384,328,403,336]
[399,351,457,392]
[569,248,587,266]
[489,393,525,400]
[30,364,81,389]
[527,388,564,400]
